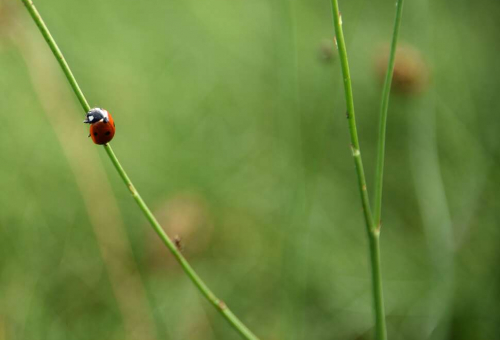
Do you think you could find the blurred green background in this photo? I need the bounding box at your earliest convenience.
[1,0,499,339]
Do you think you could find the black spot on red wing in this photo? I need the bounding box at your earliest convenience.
[105,131,111,135]
[93,132,98,136]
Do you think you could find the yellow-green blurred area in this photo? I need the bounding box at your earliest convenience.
[1,0,499,339]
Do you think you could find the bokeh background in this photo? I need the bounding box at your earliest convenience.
[1,0,499,339]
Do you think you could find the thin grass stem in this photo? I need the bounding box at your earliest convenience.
[20,1,260,339]
[330,1,388,339]
[373,0,405,228]
[330,1,374,234]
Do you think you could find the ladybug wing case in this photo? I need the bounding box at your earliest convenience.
[90,114,115,145]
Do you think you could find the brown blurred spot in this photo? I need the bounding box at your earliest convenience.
[375,43,430,95]
[319,38,336,62]
[0,0,18,41]
[145,192,213,271]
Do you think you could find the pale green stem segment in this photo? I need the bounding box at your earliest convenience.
[20,1,260,339]
[373,0,405,229]
[330,1,388,339]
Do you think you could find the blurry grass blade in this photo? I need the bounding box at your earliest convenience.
[20,0,90,112]
[373,0,405,227]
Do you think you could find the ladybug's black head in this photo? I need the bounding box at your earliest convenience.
[84,108,109,124]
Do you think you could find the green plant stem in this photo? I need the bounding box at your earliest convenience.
[368,232,386,340]
[330,1,387,339]
[330,3,374,234]
[20,1,259,339]
[373,0,405,229]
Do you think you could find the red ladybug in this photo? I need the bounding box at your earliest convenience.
[83,108,116,145]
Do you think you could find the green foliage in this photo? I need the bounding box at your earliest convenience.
[0,0,499,339]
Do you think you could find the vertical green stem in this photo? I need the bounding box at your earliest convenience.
[373,0,405,227]
[330,0,374,234]
[368,232,387,340]
[20,1,259,339]
[330,1,387,339]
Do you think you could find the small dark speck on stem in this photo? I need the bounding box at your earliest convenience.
[218,300,227,311]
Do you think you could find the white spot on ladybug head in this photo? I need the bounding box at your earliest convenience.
[84,107,109,124]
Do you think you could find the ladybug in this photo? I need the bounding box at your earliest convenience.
[83,108,116,145]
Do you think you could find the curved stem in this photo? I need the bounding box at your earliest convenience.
[20,1,259,339]
[330,1,387,339]
[373,0,405,227]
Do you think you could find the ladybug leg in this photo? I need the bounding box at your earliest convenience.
[88,133,91,137]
